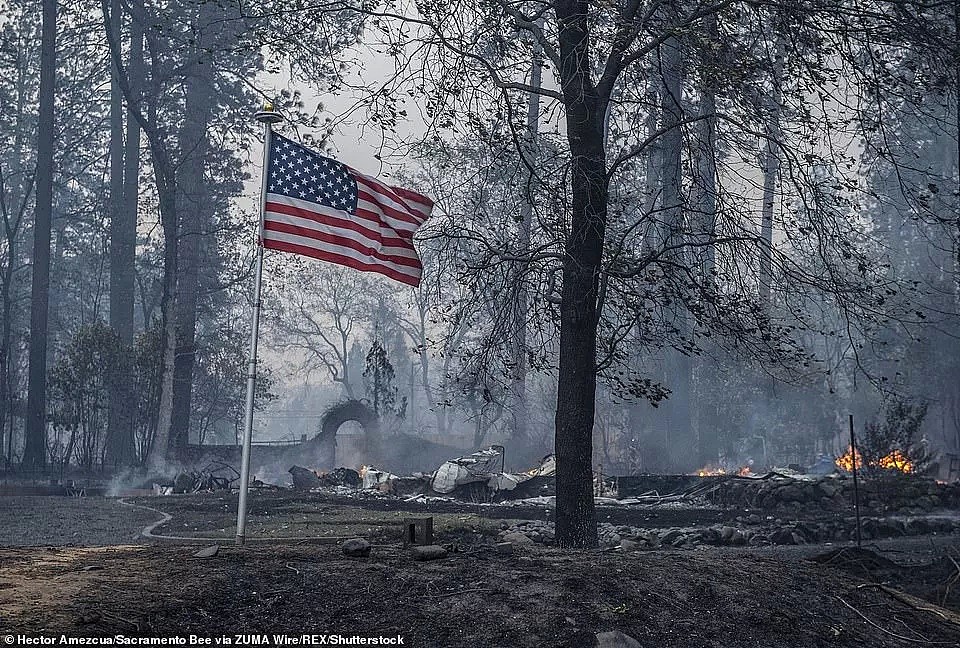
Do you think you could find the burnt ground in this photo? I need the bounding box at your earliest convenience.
[0,492,958,647]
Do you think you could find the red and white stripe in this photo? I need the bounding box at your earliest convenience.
[261,170,433,287]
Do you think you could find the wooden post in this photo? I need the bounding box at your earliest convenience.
[849,414,862,548]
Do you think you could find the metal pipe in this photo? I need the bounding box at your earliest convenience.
[236,104,282,546]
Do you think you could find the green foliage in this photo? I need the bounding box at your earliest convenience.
[48,322,124,470]
[47,322,166,469]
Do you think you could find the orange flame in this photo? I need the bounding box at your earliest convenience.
[835,447,913,473]
[696,466,727,477]
[878,450,913,473]
[835,447,863,471]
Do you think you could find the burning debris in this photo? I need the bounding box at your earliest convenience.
[835,447,915,474]
[696,465,754,478]
[878,449,914,473]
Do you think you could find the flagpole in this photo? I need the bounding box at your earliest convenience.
[236,103,283,546]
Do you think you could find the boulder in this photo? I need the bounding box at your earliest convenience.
[410,545,448,561]
[770,528,796,545]
[595,631,643,648]
[342,538,371,558]
[193,545,219,558]
[502,531,535,545]
[660,530,683,545]
[620,539,641,552]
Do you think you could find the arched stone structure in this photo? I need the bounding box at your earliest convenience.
[309,399,381,468]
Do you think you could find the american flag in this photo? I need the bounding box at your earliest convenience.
[261,134,432,286]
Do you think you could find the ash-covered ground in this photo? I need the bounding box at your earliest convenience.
[0,475,959,647]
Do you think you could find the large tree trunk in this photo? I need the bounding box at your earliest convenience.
[147,164,180,470]
[658,26,695,473]
[758,26,784,413]
[508,40,542,444]
[105,0,137,469]
[553,0,608,548]
[99,0,180,472]
[23,0,57,470]
[168,69,213,453]
[695,12,720,467]
[0,48,32,465]
[759,29,784,315]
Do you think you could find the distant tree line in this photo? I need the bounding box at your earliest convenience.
[1,0,957,550]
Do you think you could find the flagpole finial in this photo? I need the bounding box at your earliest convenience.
[255,101,283,124]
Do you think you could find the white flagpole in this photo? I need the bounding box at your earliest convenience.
[236,103,283,546]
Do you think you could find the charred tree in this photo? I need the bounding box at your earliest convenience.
[553,0,610,549]
[508,38,543,444]
[23,0,57,470]
[694,11,720,467]
[658,23,695,473]
[168,24,215,453]
[105,0,138,468]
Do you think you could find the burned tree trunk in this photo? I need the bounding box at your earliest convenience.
[694,12,720,468]
[23,0,57,470]
[168,61,213,453]
[553,0,609,548]
[105,0,139,469]
[509,39,543,444]
[658,25,695,473]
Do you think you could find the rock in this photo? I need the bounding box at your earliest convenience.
[660,529,683,545]
[916,496,934,511]
[770,528,796,545]
[620,539,640,552]
[719,526,736,542]
[173,473,196,493]
[595,630,643,648]
[779,485,804,503]
[609,533,622,545]
[342,538,371,558]
[410,544,448,561]
[495,542,514,555]
[818,482,838,498]
[502,531,535,545]
[747,514,762,525]
[288,466,322,490]
[193,545,219,558]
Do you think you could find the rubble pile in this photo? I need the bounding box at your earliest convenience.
[497,513,960,549]
[288,446,557,502]
[709,474,959,513]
